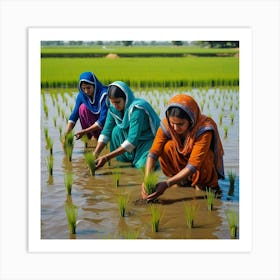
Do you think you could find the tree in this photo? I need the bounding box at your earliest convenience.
[122,41,133,46]
[194,41,239,48]
[171,41,183,46]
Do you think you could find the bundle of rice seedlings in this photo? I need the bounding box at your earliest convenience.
[64,172,73,195]
[150,204,161,232]
[205,187,215,211]
[144,171,158,195]
[84,152,96,175]
[118,193,129,217]
[65,203,78,234]
[225,208,239,238]
[184,201,199,229]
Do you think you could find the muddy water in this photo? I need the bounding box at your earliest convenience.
[41,89,239,239]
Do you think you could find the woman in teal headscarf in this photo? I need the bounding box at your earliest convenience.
[94,81,160,169]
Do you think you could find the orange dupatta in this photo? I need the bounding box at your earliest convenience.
[156,94,225,181]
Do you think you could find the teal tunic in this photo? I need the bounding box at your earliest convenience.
[98,81,160,168]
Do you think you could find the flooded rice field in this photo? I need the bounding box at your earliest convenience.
[41,88,239,240]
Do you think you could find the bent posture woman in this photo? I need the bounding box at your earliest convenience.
[94,81,160,169]
[142,94,225,201]
[63,71,108,141]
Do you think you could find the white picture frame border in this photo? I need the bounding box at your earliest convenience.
[1,0,279,279]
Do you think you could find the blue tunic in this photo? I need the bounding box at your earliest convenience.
[69,72,108,128]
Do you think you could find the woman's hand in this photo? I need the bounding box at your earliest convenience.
[142,181,169,202]
[75,130,86,140]
[141,183,148,200]
[95,155,108,170]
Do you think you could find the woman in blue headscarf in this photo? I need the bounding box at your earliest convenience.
[63,71,108,141]
[94,81,160,169]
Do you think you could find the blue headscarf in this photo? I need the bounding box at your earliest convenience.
[78,71,108,114]
[107,81,160,136]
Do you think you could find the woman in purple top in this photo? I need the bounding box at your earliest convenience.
[63,71,108,141]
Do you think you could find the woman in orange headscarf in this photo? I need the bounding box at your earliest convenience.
[141,94,224,201]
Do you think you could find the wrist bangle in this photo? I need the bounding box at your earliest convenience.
[166,181,171,188]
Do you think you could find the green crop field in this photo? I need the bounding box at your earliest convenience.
[41,46,239,89]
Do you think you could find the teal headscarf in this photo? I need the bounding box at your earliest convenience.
[107,81,160,136]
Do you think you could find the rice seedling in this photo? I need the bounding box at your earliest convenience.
[46,155,53,176]
[65,144,73,161]
[225,208,238,238]
[229,101,234,111]
[64,97,69,107]
[64,172,73,195]
[150,204,161,232]
[61,108,65,120]
[43,103,48,118]
[144,171,158,195]
[221,103,225,112]
[45,136,53,155]
[219,112,224,126]
[227,170,236,196]
[184,201,199,229]
[84,152,96,175]
[57,103,61,116]
[230,113,235,125]
[113,168,121,187]
[41,92,46,104]
[64,203,78,234]
[227,170,236,189]
[214,101,219,109]
[53,116,57,127]
[44,127,49,141]
[50,94,56,106]
[118,193,129,217]
[224,126,229,139]
[58,125,62,137]
[64,132,74,161]
[205,187,216,211]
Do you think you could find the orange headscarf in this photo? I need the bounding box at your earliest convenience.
[163,94,225,179]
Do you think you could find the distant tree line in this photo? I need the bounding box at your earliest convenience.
[194,41,239,48]
[41,40,239,48]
